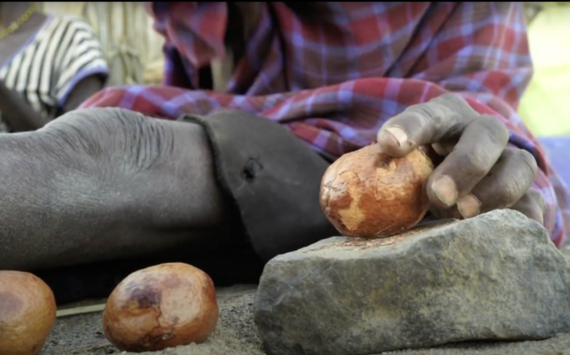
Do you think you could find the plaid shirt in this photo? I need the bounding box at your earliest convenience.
[81,2,570,247]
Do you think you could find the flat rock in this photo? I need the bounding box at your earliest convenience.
[253,210,570,355]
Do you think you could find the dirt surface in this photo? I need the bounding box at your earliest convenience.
[39,245,570,355]
[42,284,263,355]
[38,283,570,355]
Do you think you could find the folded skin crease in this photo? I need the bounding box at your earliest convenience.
[0,108,231,271]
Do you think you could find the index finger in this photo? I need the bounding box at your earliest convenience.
[377,94,470,158]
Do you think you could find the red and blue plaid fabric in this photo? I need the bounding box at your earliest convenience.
[81,2,570,247]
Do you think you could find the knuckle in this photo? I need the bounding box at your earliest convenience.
[405,103,448,131]
[508,148,538,180]
[486,175,521,207]
[433,93,463,106]
[495,149,539,206]
[457,148,491,179]
[406,102,437,120]
[476,115,510,145]
[431,93,473,114]
[500,182,522,206]
[518,149,539,178]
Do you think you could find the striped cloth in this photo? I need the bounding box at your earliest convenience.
[81,2,570,247]
[0,14,108,131]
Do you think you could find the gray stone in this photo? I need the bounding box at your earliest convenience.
[253,209,570,355]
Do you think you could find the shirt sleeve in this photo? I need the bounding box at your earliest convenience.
[52,15,109,109]
[142,1,225,89]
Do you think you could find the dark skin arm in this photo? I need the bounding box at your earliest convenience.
[61,75,105,114]
[0,79,47,131]
[0,75,104,132]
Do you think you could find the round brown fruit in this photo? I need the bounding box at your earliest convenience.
[103,262,219,352]
[0,271,57,355]
[320,144,434,238]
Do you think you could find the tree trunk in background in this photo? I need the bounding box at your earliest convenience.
[37,2,165,86]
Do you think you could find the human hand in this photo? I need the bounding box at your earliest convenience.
[376,93,544,224]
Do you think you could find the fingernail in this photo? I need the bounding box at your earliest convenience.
[457,195,481,219]
[432,176,458,207]
[431,142,447,156]
[385,127,408,147]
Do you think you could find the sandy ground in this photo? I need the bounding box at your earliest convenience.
[42,284,263,355]
[39,245,570,355]
[39,283,570,355]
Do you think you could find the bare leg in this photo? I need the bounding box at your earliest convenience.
[0,108,234,270]
[0,107,336,280]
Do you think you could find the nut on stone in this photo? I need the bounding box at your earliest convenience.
[320,144,434,238]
